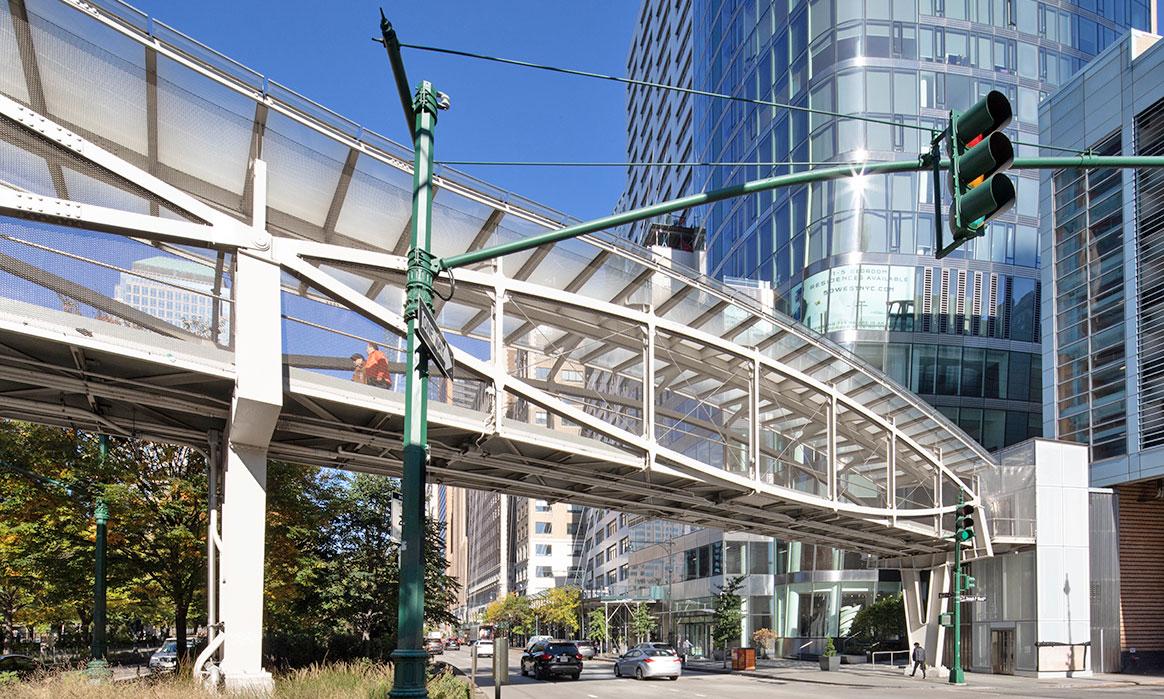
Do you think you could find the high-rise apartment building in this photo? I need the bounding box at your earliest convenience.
[1040,28,1164,669]
[620,0,696,242]
[690,0,1150,452]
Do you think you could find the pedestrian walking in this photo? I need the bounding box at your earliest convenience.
[910,642,927,679]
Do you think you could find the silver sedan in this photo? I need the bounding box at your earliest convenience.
[613,648,682,680]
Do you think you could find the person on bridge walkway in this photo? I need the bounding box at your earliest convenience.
[365,343,391,389]
[911,642,927,679]
[350,353,366,384]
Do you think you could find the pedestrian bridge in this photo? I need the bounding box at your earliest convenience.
[0,0,996,688]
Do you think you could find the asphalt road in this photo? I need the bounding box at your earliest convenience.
[439,646,1164,699]
[441,647,721,699]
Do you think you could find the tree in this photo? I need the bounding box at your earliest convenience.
[322,473,460,649]
[629,603,656,644]
[0,423,119,651]
[264,461,341,639]
[751,627,775,659]
[535,586,580,638]
[483,594,532,637]
[586,610,608,649]
[712,575,746,668]
[848,592,906,641]
[108,440,207,660]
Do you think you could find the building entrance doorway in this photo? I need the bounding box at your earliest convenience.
[991,629,1015,675]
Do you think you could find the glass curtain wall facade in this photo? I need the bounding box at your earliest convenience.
[691,0,1150,451]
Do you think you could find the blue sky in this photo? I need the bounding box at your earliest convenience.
[128,1,639,221]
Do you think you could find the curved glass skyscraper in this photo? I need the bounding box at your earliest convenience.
[690,0,1151,450]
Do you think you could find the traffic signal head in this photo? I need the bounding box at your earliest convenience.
[954,503,976,543]
[962,574,976,591]
[954,90,1012,147]
[940,90,1016,258]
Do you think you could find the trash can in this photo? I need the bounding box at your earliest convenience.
[732,648,756,671]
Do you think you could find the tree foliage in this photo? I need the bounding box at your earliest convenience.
[535,586,580,637]
[483,593,532,634]
[585,610,607,643]
[712,575,746,665]
[0,421,462,666]
[630,603,657,643]
[848,592,906,640]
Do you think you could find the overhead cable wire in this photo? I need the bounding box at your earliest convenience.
[435,160,875,168]
[397,41,937,133]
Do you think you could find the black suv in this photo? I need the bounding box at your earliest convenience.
[520,640,582,681]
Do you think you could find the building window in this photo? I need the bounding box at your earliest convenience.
[535,522,552,534]
[536,544,552,556]
[535,500,551,513]
[536,566,554,578]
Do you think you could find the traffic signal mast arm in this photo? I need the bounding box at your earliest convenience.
[438,153,1164,272]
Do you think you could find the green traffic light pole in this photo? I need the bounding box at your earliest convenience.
[381,12,443,698]
[87,435,110,679]
[0,434,110,677]
[378,23,1164,695]
[951,490,965,685]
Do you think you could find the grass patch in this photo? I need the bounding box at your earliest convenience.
[4,662,469,699]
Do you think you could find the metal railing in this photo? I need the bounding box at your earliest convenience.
[871,649,910,666]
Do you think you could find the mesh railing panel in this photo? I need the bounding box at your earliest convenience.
[0,216,232,346]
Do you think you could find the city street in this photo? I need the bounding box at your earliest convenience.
[441,647,1164,699]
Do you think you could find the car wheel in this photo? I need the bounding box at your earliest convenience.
[635,667,644,680]
[520,661,527,677]
[614,664,621,677]
[668,675,678,681]
[572,673,581,681]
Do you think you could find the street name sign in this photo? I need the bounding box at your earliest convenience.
[416,302,454,379]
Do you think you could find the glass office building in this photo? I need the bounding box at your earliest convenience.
[690,0,1151,451]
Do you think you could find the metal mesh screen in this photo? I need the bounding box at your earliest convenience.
[0,215,232,346]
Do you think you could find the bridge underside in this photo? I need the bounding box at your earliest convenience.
[0,304,954,558]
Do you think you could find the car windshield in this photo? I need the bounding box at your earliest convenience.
[160,641,177,653]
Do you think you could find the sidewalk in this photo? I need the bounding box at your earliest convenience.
[676,655,1164,693]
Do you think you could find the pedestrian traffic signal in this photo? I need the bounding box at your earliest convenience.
[954,503,976,542]
[938,90,1016,259]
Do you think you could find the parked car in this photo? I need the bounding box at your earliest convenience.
[570,639,596,660]
[424,637,444,655]
[524,635,553,651]
[0,654,40,680]
[445,638,461,650]
[148,638,182,674]
[520,640,583,681]
[614,648,681,680]
[475,639,494,658]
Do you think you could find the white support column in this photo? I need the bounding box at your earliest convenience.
[887,420,897,524]
[491,260,506,434]
[749,354,760,482]
[826,390,837,504]
[219,160,280,693]
[902,564,951,678]
[643,312,656,468]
